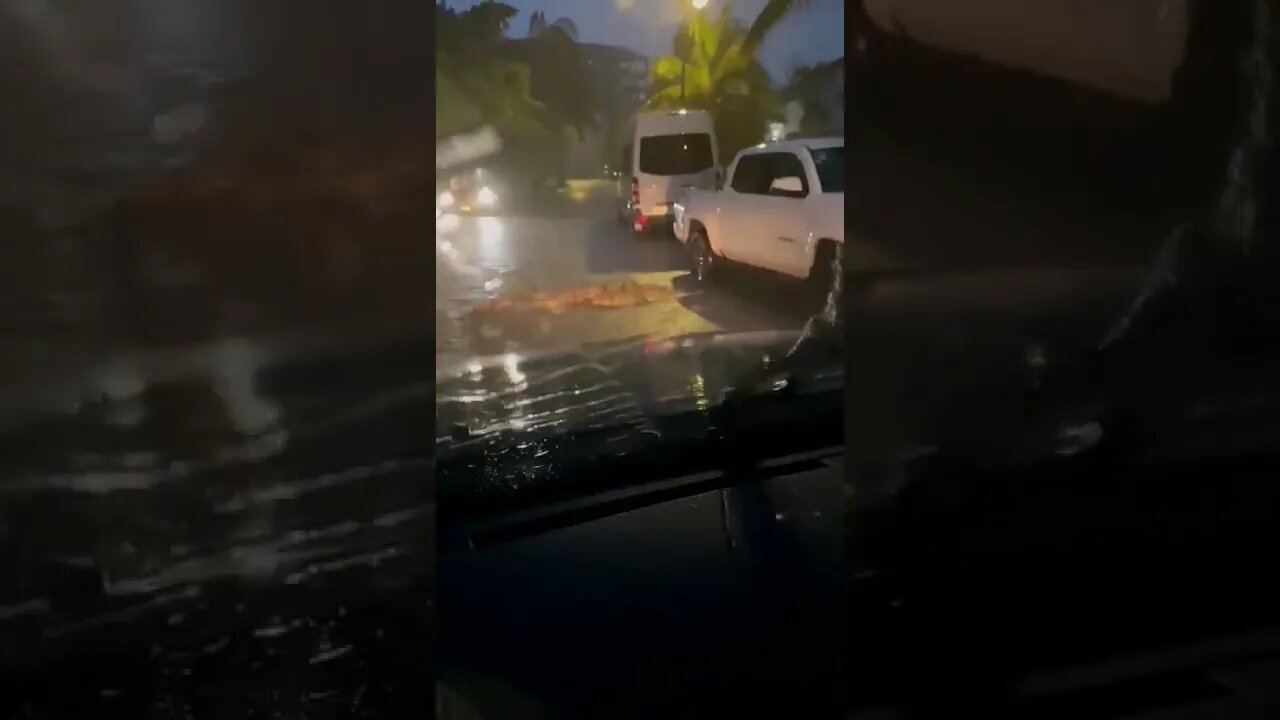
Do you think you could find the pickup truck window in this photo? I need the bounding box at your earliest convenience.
[809,147,844,192]
[732,152,810,196]
[731,154,773,194]
[770,153,810,197]
[639,133,714,175]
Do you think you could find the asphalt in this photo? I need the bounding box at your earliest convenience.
[435,188,820,369]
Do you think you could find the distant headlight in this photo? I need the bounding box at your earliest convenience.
[438,191,455,208]
[476,186,497,207]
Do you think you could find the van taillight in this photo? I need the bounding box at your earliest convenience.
[630,177,639,206]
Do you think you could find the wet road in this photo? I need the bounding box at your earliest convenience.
[435,188,814,368]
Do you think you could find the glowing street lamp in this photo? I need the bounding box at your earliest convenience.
[692,0,708,8]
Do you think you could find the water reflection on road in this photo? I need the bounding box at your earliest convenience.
[435,208,813,366]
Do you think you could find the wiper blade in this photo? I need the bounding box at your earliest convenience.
[730,244,844,393]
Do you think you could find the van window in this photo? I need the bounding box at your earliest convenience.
[638,133,714,176]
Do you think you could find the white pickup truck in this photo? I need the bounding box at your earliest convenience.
[672,138,844,294]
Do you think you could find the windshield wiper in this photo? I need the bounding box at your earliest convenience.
[729,244,844,395]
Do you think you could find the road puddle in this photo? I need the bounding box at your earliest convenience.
[472,282,679,315]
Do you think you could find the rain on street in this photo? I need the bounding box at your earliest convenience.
[434,180,816,370]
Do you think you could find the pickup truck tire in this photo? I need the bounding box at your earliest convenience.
[689,228,717,285]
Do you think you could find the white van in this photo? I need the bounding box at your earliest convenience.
[616,109,720,236]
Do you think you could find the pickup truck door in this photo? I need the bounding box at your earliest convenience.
[715,153,768,264]
[748,152,814,277]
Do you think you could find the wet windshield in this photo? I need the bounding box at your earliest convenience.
[435,0,846,467]
[435,3,845,715]
[638,133,714,175]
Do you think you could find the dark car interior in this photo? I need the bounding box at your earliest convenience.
[846,0,1279,716]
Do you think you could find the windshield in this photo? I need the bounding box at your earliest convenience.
[638,133,714,175]
[809,146,844,192]
[435,2,845,716]
[435,0,846,471]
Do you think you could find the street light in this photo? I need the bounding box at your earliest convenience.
[692,0,708,9]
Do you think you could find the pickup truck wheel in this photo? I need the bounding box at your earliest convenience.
[689,229,716,285]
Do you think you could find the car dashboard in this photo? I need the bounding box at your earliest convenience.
[438,447,845,719]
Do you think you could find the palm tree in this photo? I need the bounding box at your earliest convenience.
[646,8,767,109]
[645,2,817,156]
[735,0,818,64]
[645,1,818,106]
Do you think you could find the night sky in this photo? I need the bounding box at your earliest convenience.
[444,0,845,83]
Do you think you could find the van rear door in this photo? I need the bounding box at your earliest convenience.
[635,132,717,217]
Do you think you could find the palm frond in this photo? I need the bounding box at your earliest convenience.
[652,56,684,81]
[702,9,733,75]
[737,0,805,60]
[644,81,685,109]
